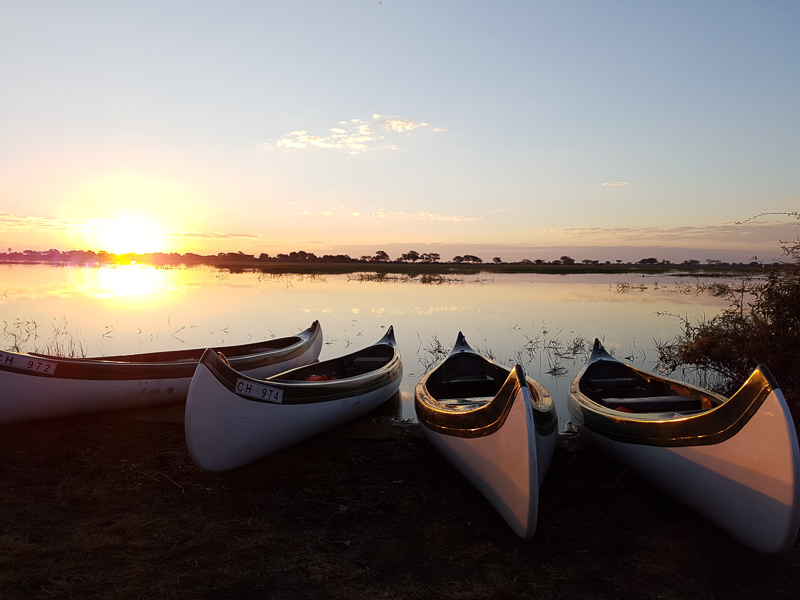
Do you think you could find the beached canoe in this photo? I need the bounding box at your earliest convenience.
[0,321,323,424]
[414,332,558,539]
[185,326,403,471]
[568,339,800,553]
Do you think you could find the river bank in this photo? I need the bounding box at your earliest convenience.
[1,413,798,599]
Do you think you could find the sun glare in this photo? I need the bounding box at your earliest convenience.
[91,215,165,255]
[96,264,165,298]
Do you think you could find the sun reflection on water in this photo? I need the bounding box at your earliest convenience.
[94,264,166,298]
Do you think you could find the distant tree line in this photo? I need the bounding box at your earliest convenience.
[0,248,772,268]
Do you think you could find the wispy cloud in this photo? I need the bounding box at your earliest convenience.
[270,114,446,154]
[537,220,800,249]
[300,208,478,222]
[375,210,479,222]
[599,182,628,187]
[0,211,77,231]
[167,231,259,240]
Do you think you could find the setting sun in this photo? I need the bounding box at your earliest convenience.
[90,215,165,255]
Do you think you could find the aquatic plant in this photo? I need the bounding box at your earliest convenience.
[2,317,88,358]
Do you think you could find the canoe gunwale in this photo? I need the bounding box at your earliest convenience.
[415,342,556,439]
[0,321,322,381]
[568,340,779,447]
[198,326,403,405]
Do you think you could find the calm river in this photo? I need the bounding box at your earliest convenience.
[0,263,734,427]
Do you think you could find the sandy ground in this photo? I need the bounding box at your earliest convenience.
[1,410,799,600]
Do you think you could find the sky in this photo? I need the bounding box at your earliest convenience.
[1,0,799,263]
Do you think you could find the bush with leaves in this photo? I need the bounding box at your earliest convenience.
[657,214,800,420]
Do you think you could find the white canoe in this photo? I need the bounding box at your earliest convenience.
[568,339,800,553]
[185,326,403,471]
[0,321,323,424]
[414,332,557,539]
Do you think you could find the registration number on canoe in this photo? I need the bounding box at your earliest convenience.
[0,351,57,375]
[236,379,283,404]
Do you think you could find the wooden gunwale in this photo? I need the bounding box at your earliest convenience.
[0,321,322,381]
[568,340,779,447]
[199,327,402,405]
[415,349,556,439]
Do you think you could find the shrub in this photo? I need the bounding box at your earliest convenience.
[657,215,800,420]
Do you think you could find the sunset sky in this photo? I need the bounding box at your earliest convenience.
[1,1,798,263]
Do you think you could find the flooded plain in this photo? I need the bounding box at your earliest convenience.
[0,263,736,425]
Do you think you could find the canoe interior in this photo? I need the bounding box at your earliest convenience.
[269,345,395,382]
[581,360,720,415]
[424,354,509,408]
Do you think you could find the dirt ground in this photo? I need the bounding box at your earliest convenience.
[1,410,799,600]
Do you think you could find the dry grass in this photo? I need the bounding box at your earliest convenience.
[1,415,799,599]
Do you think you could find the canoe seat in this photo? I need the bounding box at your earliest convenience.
[588,377,643,391]
[351,357,388,368]
[437,397,492,410]
[446,375,494,384]
[606,395,703,413]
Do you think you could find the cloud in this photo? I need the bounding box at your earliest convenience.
[600,182,628,187]
[0,211,77,231]
[384,118,427,133]
[536,220,800,250]
[372,210,480,222]
[302,207,477,222]
[169,231,259,239]
[270,114,445,154]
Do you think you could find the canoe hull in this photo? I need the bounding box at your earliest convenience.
[414,333,557,539]
[568,339,800,553]
[185,328,403,471]
[0,322,323,424]
[572,387,800,553]
[419,382,555,539]
[187,363,401,472]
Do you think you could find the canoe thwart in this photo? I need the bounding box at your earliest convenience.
[587,377,644,391]
[445,374,495,383]
[436,397,493,409]
[350,356,389,368]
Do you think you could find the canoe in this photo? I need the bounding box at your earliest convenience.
[568,339,800,553]
[414,332,558,539]
[185,326,403,471]
[0,321,323,424]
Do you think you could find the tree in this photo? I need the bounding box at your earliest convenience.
[401,250,420,262]
[560,256,575,265]
[421,252,440,263]
[373,250,390,262]
[639,257,659,265]
[492,257,502,264]
[452,256,464,263]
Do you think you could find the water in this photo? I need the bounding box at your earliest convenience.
[0,263,734,427]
